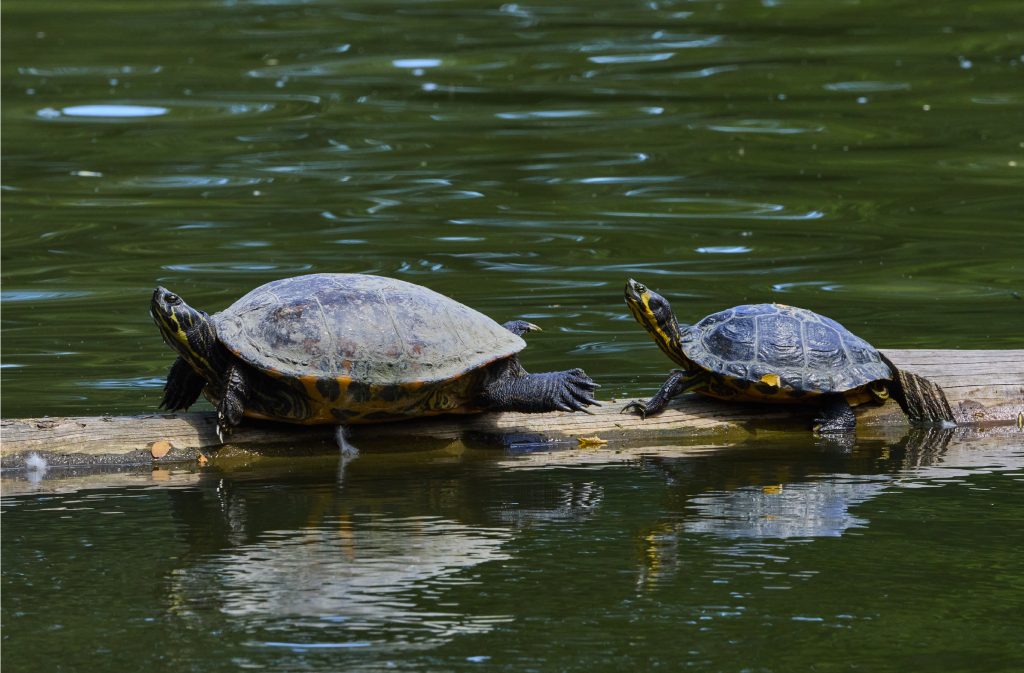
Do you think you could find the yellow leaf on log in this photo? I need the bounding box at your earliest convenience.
[149,440,172,459]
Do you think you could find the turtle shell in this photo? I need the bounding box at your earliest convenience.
[680,303,891,394]
[213,274,525,385]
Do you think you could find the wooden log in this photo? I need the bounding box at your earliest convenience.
[2,349,1021,469]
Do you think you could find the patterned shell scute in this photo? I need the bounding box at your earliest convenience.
[213,273,525,385]
[683,303,891,393]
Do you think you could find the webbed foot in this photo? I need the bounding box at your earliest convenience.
[481,365,599,413]
[547,368,600,412]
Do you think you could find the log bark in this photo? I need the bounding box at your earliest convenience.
[2,349,1021,468]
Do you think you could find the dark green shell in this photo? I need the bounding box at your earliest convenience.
[680,303,891,393]
[212,273,525,385]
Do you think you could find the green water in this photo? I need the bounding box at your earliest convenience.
[2,0,1023,670]
[3,436,1024,672]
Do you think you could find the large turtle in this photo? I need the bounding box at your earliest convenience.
[622,278,906,432]
[152,273,598,442]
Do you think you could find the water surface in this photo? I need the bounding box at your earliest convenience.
[2,0,1022,417]
[3,432,1023,672]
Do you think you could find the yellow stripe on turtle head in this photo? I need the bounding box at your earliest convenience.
[155,307,201,362]
[640,298,676,353]
[624,282,672,353]
[624,279,692,369]
[151,288,216,377]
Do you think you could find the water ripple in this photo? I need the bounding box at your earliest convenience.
[162,262,314,274]
[38,104,168,119]
[824,81,912,93]
[705,119,825,135]
[696,246,753,254]
[34,96,321,123]
[0,290,92,302]
[588,53,675,64]
[496,109,597,120]
[80,377,165,390]
[111,175,264,190]
[772,281,845,293]
[607,197,826,221]
[19,65,164,77]
[250,641,371,650]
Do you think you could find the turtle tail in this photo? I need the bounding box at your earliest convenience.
[879,354,956,425]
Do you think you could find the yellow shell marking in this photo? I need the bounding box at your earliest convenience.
[759,373,781,388]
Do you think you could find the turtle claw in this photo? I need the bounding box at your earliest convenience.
[622,401,648,419]
[567,391,598,413]
[215,409,234,445]
[565,373,600,410]
[561,369,600,412]
[569,383,598,409]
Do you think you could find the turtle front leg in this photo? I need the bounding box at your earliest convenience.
[623,369,703,419]
[216,364,251,443]
[813,394,857,434]
[479,357,599,413]
[160,356,206,411]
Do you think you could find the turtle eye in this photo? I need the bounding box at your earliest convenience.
[635,283,647,294]
[165,293,181,306]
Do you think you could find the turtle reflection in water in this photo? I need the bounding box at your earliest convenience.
[622,278,926,433]
[151,273,598,446]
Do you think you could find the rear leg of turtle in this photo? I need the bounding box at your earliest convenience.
[215,364,251,443]
[813,395,857,434]
[623,369,705,419]
[479,357,599,413]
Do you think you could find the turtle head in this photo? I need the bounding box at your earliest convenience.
[151,287,218,377]
[624,279,689,366]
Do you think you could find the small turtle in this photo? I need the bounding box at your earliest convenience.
[152,273,598,442]
[623,278,902,432]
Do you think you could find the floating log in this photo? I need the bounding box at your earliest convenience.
[1,349,1021,469]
